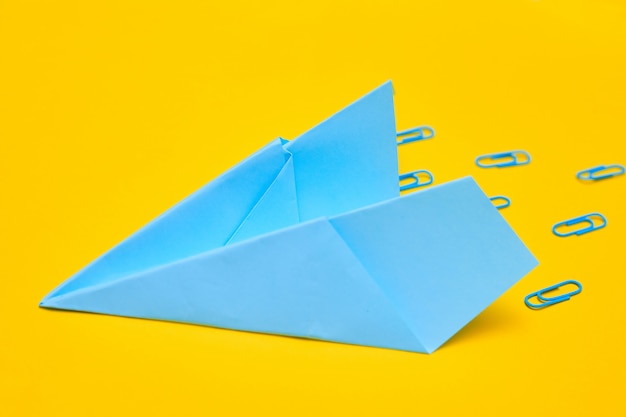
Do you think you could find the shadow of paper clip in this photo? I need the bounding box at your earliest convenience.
[396,126,435,145]
[524,280,582,309]
[576,164,625,181]
[399,170,433,191]
[552,212,606,237]
[475,150,531,168]
[489,195,510,209]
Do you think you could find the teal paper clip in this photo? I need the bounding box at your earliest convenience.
[396,126,435,145]
[489,195,510,209]
[475,150,531,168]
[399,170,433,191]
[576,164,625,181]
[552,212,606,237]
[524,280,582,309]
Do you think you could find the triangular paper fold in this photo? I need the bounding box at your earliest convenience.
[43,81,398,301]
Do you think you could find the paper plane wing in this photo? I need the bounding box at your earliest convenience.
[41,178,537,353]
[42,81,398,301]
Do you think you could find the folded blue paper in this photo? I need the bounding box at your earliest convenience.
[40,81,538,353]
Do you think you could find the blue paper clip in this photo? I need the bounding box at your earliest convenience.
[399,170,434,191]
[489,195,510,209]
[475,150,531,168]
[552,212,606,237]
[576,164,625,181]
[396,126,435,145]
[524,280,582,309]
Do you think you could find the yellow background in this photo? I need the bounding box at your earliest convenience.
[1,0,625,415]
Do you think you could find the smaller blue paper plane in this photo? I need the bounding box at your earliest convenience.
[40,82,538,353]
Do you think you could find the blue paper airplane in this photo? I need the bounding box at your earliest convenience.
[40,82,538,353]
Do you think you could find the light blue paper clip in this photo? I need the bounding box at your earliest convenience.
[399,170,434,191]
[552,212,606,237]
[396,126,435,145]
[489,195,510,209]
[576,164,625,181]
[475,150,531,168]
[524,280,582,309]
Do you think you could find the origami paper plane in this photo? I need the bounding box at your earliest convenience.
[40,81,538,353]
